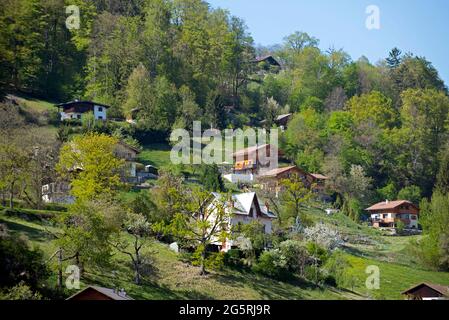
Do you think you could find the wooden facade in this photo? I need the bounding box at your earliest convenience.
[67,286,133,300]
[402,283,449,300]
[366,200,419,229]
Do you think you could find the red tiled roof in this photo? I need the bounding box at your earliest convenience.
[365,200,417,211]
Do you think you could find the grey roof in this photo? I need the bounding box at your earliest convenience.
[212,192,276,219]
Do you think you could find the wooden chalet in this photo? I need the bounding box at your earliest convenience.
[366,200,419,229]
[401,283,449,300]
[232,144,282,175]
[56,100,110,121]
[67,286,134,300]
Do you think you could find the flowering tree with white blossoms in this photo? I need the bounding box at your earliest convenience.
[303,223,344,250]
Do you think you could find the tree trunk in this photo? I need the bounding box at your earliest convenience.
[134,239,141,285]
[200,247,206,275]
[75,252,84,276]
[134,261,141,285]
[58,248,63,289]
[9,181,14,209]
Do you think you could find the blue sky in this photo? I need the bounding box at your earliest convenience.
[208,0,449,86]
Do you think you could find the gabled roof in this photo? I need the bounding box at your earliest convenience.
[211,192,276,219]
[56,100,111,108]
[276,113,292,121]
[67,286,134,300]
[233,144,269,158]
[258,166,302,178]
[366,200,419,212]
[310,173,328,180]
[117,140,141,154]
[254,55,281,67]
[401,283,449,296]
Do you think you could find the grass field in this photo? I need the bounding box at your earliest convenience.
[0,210,355,300]
[2,204,448,300]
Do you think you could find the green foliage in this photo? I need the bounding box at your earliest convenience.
[377,183,397,202]
[0,282,42,300]
[278,173,314,227]
[347,91,398,129]
[57,133,124,201]
[199,164,224,192]
[167,187,231,275]
[56,198,122,270]
[395,220,406,234]
[342,197,362,222]
[418,192,449,271]
[252,249,289,280]
[324,251,355,289]
[397,186,421,204]
[0,224,49,290]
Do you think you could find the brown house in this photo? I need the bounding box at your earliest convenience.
[257,166,310,197]
[309,173,328,193]
[232,144,282,175]
[257,166,328,197]
[67,286,134,300]
[401,283,449,300]
[366,200,419,229]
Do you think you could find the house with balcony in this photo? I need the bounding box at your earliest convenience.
[56,100,109,121]
[366,200,419,229]
[232,144,282,176]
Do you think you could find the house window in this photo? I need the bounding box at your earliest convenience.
[411,215,417,220]
[98,107,103,112]
[98,116,103,120]
[77,114,81,119]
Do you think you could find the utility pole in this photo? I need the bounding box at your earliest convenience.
[58,248,63,289]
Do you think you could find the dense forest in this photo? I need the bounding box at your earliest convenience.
[2,0,449,202]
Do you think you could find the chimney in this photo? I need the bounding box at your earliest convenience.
[265,201,270,212]
[385,199,389,204]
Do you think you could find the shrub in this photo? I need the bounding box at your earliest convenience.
[0,282,42,300]
[0,225,50,290]
[278,240,310,276]
[252,249,289,280]
[395,220,406,234]
[205,252,225,271]
[324,251,355,289]
[223,249,242,267]
[304,265,327,284]
[306,242,329,266]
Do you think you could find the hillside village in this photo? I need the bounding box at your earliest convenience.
[1,0,449,301]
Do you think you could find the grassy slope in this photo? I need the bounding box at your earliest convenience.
[2,206,449,300]
[304,206,449,299]
[4,96,448,299]
[0,212,352,300]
